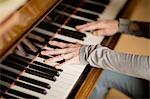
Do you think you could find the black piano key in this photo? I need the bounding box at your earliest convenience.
[3,56,56,81]
[63,0,80,7]
[26,38,43,50]
[58,28,86,40]
[0,74,15,85]
[15,81,47,95]
[2,58,27,70]
[56,5,74,14]
[75,11,99,21]
[0,90,18,99]
[33,61,63,72]
[66,18,87,28]
[9,54,32,62]
[26,69,56,81]
[28,32,46,42]
[54,13,69,25]
[10,53,60,77]
[81,2,105,13]
[29,64,60,76]
[1,68,50,89]
[2,60,25,71]
[52,38,74,44]
[47,11,60,22]
[1,75,47,95]
[31,30,51,41]
[92,0,110,5]
[37,22,59,33]
[8,89,39,99]
[55,4,65,11]
[20,76,51,89]
[1,68,18,79]
[39,54,51,59]
[5,55,29,66]
[58,31,84,41]
[20,42,38,56]
[4,57,57,80]
[62,28,86,37]
[0,84,9,92]
[57,59,66,64]
[47,43,61,49]
[27,37,46,46]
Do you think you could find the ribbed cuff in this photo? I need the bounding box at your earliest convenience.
[118,18,131,33]
[79,45,89,65]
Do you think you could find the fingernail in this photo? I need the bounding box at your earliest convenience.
[44,60,49,63]
[55,66,61,69]
[48,41,53,44]
[41,51,46,55]
[75,25,79,28]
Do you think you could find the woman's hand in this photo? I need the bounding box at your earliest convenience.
[41,41,81,68]
[76,20,119,36]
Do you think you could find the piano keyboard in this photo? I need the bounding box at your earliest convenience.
[0,0,127,99]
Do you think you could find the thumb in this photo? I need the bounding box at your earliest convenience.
[93,29,106,36]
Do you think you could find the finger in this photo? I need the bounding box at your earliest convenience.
[41,49,52,55]
[49,41,77,48]
[55,55,80,69]
[42,47,77,55]
[76,22,94,29]
[76,21,108,32]
[54,58,73,69]
[45,52,76,63]
[44,55,64,64]
[76,23,101,32]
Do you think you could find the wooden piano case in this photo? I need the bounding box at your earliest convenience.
[0,0,61,61]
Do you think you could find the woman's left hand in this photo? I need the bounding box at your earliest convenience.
[41,41,81,68]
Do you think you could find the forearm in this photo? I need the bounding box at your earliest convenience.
[80,45,150,80]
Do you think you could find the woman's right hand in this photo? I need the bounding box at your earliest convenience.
[76,20,119,36]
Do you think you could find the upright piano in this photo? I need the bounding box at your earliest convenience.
[0,0,128,98]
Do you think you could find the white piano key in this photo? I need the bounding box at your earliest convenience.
[31,53,86,98]
[20,63,85,99]
[34,56,84,82]
[34,57,82,77]
[54,10,94,22]
[19,75,70,98]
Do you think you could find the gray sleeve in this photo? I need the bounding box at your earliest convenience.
[79,45,150,81]
[118,18,131,33]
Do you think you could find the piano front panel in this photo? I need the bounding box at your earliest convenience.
[0,0,128,99]
[0,0,60,58]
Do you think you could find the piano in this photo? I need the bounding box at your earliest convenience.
[0,0,128,98]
